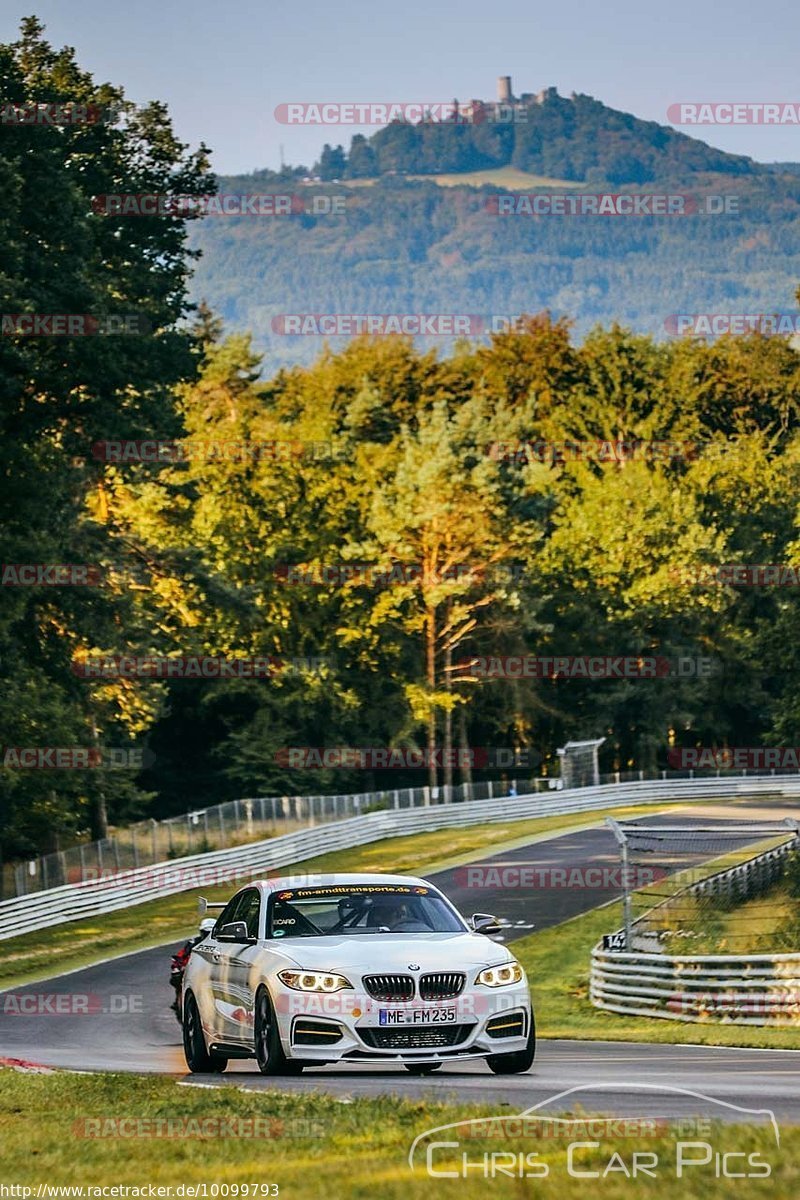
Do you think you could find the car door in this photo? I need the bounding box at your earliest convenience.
[225,888,263,1044]
[197,890,252,1042]
[212,887,261,1046]
[189,892,243,1040]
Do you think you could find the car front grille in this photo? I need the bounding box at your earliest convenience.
[419,972,466,1000]
[359,1023,474,1050]
[362,974,415,1001]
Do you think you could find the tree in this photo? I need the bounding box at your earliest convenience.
[0,18,212,850]
[316,143,346,180]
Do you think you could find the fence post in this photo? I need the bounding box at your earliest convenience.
[607,818,633,950]
[219,807,226,848]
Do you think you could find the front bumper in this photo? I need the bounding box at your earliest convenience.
[272,981,532,1062]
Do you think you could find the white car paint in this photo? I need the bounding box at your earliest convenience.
[183,872,533,1068]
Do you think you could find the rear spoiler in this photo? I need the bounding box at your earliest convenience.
[198,897,226,918]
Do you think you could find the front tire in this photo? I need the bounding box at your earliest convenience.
[254,987,304,1075]
[486,1012,536,1075]
[182,992,228,1073]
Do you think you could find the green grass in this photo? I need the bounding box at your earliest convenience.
[0,1069,793,1198]
[0,805,668,991]
[517,900,800,1049]
[342,166,585,190]
[660,883,800,956]
[406,166,585,189]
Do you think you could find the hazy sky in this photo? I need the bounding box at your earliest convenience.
[3,0,800,175]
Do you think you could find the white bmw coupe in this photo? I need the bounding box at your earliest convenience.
[182,873,535,1075]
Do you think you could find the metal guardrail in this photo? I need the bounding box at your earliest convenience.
[3,772,800,941]
[591,831,800,1025]
[15,763,796,897]
[10,776,553,897]
[590,947,800,1025]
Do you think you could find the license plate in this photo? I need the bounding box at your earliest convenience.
[378,1007,456,1025]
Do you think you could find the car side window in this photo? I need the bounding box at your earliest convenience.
[238,889,262,939]
[213,892,245,936]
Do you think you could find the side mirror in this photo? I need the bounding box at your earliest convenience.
[218,920,249,942]
[198,917,216,935]
[470,912,502,935]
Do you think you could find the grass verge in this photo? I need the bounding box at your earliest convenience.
[0,1068,793,1198]
[516,900,800,1049]
[0,804,667,991]
[340,166,585,190]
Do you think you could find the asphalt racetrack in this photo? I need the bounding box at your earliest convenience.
[2,800,799,1122]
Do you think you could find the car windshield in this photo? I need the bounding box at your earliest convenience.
[267,884,465,938]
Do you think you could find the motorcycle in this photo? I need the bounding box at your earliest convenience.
[170,913,217,1023]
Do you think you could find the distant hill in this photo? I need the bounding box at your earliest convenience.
[312,87,757,184]
[188,89,800,370]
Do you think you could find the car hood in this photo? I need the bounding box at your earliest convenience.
[271,932,515,974]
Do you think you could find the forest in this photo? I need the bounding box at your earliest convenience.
[4,20,800,860]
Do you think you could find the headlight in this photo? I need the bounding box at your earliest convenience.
[475,961,524,987]
[278,970,352,992]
